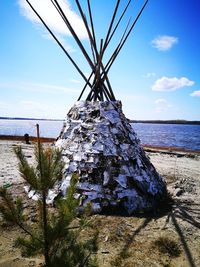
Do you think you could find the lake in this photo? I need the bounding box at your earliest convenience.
[0,119,200,151]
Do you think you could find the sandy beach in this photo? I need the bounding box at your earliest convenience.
[0,140,200,267]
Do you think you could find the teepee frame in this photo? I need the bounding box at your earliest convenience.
[26,0,149,101]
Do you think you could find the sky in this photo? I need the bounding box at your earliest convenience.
[0,0,200,120]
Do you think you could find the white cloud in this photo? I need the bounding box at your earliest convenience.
[154,98,172,113]
[0,100,66,119]
[19,100,49,116]
[151,35,178,51]
[42,33,76,53]
[0,81,80,95]
[154,98,167,105]
[190,90,200,97]
[18,0,88,40]
[0,101,6,106]
[152,77,194,92]
[142,72,156,78]
[70,79,81,84]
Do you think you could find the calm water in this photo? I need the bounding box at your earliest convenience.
[0,119,200,151]
[0,119,63,139]
[132,123,200,151]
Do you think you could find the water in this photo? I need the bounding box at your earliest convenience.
[0,119,63,138]
[0,119,200,151]
[132,123,200,151]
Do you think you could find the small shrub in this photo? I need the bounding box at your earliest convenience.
[0,142,98,267]
[110,248,131,266]
[153,236,181,258]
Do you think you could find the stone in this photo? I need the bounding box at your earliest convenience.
[173,187,183,197]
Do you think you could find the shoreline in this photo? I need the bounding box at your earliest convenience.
[0,135,199,155]
[0,135,55,143]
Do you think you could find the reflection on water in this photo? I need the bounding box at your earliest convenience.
[0,120,200,151]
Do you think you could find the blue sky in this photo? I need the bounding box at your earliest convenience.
[0,0,200,120]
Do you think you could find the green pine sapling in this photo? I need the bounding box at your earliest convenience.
[0,142,98,267]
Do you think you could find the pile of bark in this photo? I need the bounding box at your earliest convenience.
[55,101,166,214]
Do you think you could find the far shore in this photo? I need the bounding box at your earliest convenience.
[1,117,200,125]
[130,119,200,125]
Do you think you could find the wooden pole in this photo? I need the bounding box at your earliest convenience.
[102,0,120,53]
[27,0,148,103]
[77,72,93,101]
[25,0,92,89]
[103,17,131,77]
[87,0,98,58]
[84,0,131,101]
[75,0,98,63]
[87,0,116,100]
[105,0,149,74]
[36,123,40,148]
[78,0,116,101]
[106,0,132,48]
[52,0,95,70]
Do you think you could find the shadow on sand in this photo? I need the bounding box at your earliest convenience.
[110,197,200,267]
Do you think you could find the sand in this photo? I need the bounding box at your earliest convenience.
[0,140,200,267]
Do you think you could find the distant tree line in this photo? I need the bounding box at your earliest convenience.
[0,117,63,121]
[1,117,200,125]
